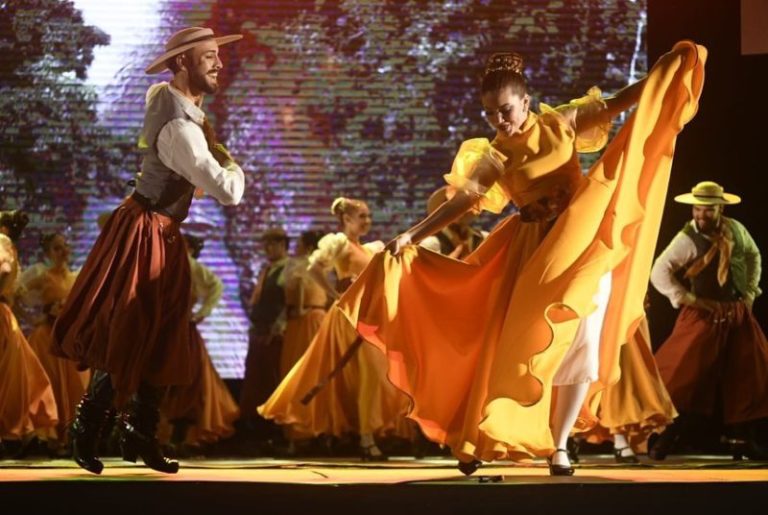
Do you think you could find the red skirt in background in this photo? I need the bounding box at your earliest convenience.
[52,197,192,406]
[655,302,768,424]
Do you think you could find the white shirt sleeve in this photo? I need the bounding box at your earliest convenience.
[157,119,245,206]
[650,232,698,308]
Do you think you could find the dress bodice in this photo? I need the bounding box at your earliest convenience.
[444,88,610,217]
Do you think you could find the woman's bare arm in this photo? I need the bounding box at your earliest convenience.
[387,158,500,255]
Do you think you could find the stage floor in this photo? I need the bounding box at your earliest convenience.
[2,456,767,514]
[1,455,767,484]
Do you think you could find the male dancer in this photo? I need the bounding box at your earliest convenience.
[53,27,245,474]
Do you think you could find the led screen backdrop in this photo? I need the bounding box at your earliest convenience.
[0,0,647,378]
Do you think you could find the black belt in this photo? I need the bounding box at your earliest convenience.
[130,191,186,222]
[131,191,156,210]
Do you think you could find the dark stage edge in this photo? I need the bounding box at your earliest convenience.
[2,456,767,515]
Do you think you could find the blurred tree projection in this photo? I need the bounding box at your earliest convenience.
[195,0,646,303]
[0,0,646,372]
[0,0,133,256]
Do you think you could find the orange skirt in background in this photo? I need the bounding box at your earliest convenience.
[52,197,192,406]
[0,304,58,440]
[259,304,411,438]
[279,308,326,378]
[579,318,677,452]
[27,321,90,440]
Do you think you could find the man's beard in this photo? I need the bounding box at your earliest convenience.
[189,70,219,95]
[696,218,719,234]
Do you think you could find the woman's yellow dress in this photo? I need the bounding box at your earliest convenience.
[337,41,705,462]
[0,236,59,441]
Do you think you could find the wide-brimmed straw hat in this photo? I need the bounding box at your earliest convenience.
[674,181,741,205]
[145,27,242,75]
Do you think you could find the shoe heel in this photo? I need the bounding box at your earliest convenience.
[548,448,575,476]
[457,459,482,476]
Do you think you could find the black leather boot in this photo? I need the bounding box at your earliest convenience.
[70,370,114,474]
[119,383,179,473]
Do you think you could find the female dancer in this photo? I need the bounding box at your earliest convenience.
[337,41,706,475]
[259,198,410,460]
[20,233,90,455]
[1,213,58,457]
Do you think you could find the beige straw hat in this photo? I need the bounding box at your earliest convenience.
[145,27,242,75]
[674,181,741,205]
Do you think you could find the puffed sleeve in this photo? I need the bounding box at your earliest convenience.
[442,138,508,214]
[0,234,19,300]
[16,262,48,307]
[541,86,612,153]
[419,236,442,253]
[308,232,348,271]
[363,240,385,254]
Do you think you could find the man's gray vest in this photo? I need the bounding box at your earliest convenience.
[135,86,197,222]
[681,218,745,302]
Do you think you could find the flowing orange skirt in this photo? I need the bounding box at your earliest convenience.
[27,321,90,440]
[337,41,706,462]
[279,308,326,378]
[259,304,411,437]
[0,304,58,440]
[52,197,192,406]
[579,318,677,452]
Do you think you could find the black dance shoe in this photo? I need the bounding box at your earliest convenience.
[547,449,575,476]
[613,446,640,464]
[457,459,482,476]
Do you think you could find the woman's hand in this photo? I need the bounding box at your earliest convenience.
[385,233,412,256]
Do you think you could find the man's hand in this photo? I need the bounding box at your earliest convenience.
[680,291,720,313]
[211,143,234,166]
[385,233,412,256]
